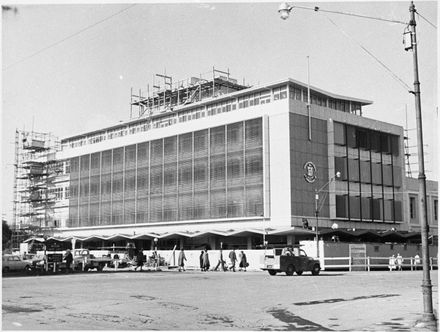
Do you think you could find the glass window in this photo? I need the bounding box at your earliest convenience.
[360,160,371,184]
[361,197,372,220]
[349,196,361,219]
[334,122,346,145]
[336,195,348,218]
[371,163,382,185]
[372,198,383,221]
[335,157,348,181]
[434,200,438,221]
[410,196,416,219]
[348,158,359,182]
[346,126,357,148]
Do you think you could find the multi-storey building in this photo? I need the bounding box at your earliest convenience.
[30,72,437,250]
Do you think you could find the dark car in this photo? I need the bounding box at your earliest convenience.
[261,246,320,276]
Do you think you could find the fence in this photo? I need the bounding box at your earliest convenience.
[323,256,438,271]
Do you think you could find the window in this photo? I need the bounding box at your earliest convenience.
[334,122,346,146]
[435,200,438,221]
[410,197,416,219]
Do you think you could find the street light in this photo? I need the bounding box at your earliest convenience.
[314,172,341,258]
[278,1,435,324]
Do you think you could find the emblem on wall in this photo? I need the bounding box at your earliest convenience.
[303,161,317,183]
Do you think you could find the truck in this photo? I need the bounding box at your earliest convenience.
[261,246,321,276]
[73,249,112,272]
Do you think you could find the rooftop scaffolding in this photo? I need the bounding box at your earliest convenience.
[130,67,248,119]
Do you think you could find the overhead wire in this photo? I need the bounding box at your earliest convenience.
[3,4,137,72]
[416,11,437,29]
[321,13,412,93]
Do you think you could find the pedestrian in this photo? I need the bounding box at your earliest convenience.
[239,251,248,272]
[396,253,403,271]
[64,249,73,273]
[229,249,237,272]
[414,253,421,270]
[202,249,210,271]
[213,249,227,271]
[178,248,187,272]
[134,249,144,271]
[388,255,396,271]
[199,250,204,271]
[113,253,120,271]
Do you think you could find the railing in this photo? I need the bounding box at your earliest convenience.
[323,256,438,271]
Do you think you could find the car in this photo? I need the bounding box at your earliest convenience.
[261,246,321,276]
[2,254,32,273]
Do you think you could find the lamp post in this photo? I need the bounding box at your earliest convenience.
[314,172,340,258]
[278,1,435,323]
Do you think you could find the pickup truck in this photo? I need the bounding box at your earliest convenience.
[73,249,112,272]
[261,247,321,276]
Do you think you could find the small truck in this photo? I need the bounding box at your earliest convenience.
[261,246,321,276]
[73,249,112,272]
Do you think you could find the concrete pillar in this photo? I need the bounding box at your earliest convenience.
[287,235,296,246]
[71,238,77,250]
[247,236,252,249]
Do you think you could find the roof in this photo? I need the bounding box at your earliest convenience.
[61,77,372,142]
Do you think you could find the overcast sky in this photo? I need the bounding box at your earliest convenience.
[2,1,438,222]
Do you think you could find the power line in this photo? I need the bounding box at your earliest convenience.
[3,4,136,72]
[417,12,437,29]
[323,14,412,93]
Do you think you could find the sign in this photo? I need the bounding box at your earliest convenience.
[46,242,62,251]
[349,244,367,271]
[47,253,63,263]
[303,161,317,183]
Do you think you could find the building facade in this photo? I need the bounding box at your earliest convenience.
[24,74,436,249]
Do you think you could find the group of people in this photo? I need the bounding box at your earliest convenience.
[176,248,249,272]
[388,253,421,271]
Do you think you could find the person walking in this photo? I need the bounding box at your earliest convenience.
[134,249,144,271]
[229,249,237,272]
[239,251,248,272]
[199,251,204,271]
[388,255,396,271]
[64,249,73,273]
[202,249,210,271]
[178,249,187,272]
[396,253,403,271]
[414,253,421,270]
[214,249,227,271]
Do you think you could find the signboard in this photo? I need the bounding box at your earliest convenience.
[47,253,63,263]
[349,244,367,271]
[46,242,62,251]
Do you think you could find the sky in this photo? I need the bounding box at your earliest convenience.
[2,1,438,222]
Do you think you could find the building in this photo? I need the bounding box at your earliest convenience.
[15,70,438,250]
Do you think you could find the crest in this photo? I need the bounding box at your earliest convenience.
[303,161,317,183]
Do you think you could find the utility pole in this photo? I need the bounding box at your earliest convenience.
[408,1,435,323]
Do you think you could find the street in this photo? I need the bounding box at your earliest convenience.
[2,270,438,331]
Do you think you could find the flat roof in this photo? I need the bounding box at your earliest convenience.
[61,78,373,142]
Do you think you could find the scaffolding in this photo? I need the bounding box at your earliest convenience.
[130,67,248,119]
[12,130,61,249]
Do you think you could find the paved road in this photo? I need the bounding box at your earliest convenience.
[2,270,438,331]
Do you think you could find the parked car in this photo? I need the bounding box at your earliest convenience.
[2,254,32,273]
[261,246,321,276]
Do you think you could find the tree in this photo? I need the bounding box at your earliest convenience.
[2,220,12,250]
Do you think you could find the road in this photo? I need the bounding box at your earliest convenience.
[2,269,438,331]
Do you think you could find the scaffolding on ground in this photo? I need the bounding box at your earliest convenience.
[12,129,62,249]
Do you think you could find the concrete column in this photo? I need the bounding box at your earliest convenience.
[71,238,77,250]
[287,235,296,246]
[247,236,252,249]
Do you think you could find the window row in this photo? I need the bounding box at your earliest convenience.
[336,195,402,222]
[334,122,399,156]
[67,185,264,227]
[335,157,402,187]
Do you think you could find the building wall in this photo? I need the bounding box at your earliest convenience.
[66,118,265,228]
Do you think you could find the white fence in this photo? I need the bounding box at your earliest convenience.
[323,256,438,271]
